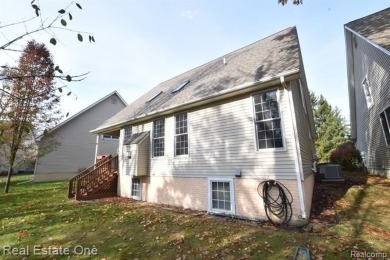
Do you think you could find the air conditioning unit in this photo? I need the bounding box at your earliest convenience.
[319,164,344,182]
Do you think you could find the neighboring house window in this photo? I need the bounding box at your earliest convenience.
[379,107,390,146]
[362,76,373,107]
[175,113,188,156]
[153,118,165,157]
[102,134,119,140]
[299,80,307,115]
[208,178,235,214]
[131,178,141,199]
[253,90,283,150]
[124,126,132,142]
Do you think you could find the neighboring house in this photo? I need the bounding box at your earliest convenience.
[91,27,316,224]
[345,8,390,178]
[0,129,36,174]
[34,91,127,182]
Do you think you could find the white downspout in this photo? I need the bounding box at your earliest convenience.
[94,135,100,164]
[280,76,307,219]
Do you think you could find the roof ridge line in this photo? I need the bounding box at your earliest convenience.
[345,7,390,26]
[155,26,295,86]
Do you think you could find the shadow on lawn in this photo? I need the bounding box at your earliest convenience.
[310,171,368,224]
[310,171,390,256]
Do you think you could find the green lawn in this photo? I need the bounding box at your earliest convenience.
[0,173,389,259]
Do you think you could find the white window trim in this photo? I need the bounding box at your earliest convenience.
[251,88,287,152]
[152,118,165,157]
[174,112,189,157]
[123,126,132,143]
[362,76,373,108]
[101,134,119,141]
[379,106,390,147]
[131,177,142,200]
[208,177,235,215]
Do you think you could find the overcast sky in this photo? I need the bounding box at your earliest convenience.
[1,0,389,121]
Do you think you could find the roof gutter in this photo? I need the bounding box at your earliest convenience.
[280,75,307,219]
[91,70,300,134]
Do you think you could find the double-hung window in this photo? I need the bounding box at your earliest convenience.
[124,126,132,143]
[253,90,284,150]
[175,113,188,156]
[380,107,390,146]
[153,118,165,157]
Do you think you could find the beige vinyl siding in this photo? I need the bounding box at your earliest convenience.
[348,31,390,177]
[290,79,315,179]
[122,135,149,177]
[34,94,126,181]
[120,85,298,180]
[123,145,135,175]
[137,135,150,176]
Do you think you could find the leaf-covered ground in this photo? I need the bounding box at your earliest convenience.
[0,173,389,259]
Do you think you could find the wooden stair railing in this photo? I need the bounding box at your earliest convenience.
[68,155,118,200]
[68,155,112,198]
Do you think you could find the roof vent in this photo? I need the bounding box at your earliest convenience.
[223,57,227,65]
[146,91,163,103]
[172,80,190,93]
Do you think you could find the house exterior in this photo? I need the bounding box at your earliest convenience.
[34,91,127,182]
[0,131,36,174]
[345,8,390,178]
[92,27,316,224]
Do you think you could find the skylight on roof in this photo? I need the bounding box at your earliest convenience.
[172,80,190,93]
[146,91,163,103]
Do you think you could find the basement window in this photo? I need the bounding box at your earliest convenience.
[208,178,235,214]
[379,107,390,146]
[131,178,141,200]
[146,91,163,103]
[172,80,190,93]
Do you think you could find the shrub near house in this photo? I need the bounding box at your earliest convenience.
[330,142,362,171]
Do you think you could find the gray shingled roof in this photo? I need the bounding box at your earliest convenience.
[345,7,390,51]
[123,131,149,145]
[94,27,300,132]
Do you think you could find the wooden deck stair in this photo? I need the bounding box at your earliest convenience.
[68,155,119,200]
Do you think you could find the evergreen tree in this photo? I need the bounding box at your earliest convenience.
[310,91,348,162]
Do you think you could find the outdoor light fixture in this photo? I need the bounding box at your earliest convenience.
[127,151,132,159]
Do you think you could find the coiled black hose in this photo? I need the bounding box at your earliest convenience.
[257,180,293,225]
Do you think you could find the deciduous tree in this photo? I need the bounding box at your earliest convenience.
[2,41,62,193]
[0,1,94,100]
[0,2,94,193]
